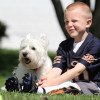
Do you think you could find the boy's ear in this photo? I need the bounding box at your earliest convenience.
[86,19,92,28]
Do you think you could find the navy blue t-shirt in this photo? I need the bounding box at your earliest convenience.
[53,33,100,85]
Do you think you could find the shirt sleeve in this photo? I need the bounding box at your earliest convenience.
[79,40,100,72]
[53,42,67,71]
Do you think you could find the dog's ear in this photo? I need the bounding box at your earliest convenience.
[20,33,31,47]
[39,34,49,49]
[25,33,31,40]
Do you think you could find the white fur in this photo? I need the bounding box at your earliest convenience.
[13,34,52,83]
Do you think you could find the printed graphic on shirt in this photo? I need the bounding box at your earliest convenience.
[53,56,62,64]
[70,59,89,81]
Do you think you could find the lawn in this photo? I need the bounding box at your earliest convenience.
[0,49,100,100]
[0,90,100,100]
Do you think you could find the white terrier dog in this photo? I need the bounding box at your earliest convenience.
[13,34,52,83]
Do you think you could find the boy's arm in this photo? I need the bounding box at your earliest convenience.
[40,62,86,87]
[38,67,62,86]
[45,67,62,79]
[40,54,95,87]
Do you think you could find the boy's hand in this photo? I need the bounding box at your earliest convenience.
[82,54,97,63]
[38,76,47,86]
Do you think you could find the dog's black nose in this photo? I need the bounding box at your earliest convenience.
[23,52,28,57]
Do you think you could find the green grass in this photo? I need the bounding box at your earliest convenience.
[0,91,100,100]
[0,76,6,88]
[0,49,100,100]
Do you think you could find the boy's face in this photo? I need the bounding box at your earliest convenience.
[64,8,92,39]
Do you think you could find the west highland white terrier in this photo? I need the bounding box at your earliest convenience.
[13,34,52,83]
[1,34,52,91]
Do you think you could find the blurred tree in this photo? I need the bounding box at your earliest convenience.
[74,0,90,6]
[51,0,100,38]
[51,0,69,38]
[0,21,7,47]
[90,0,100,38]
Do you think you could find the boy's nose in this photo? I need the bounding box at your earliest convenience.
[68,22,73,27]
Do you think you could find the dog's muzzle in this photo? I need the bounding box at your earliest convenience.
[24,57,31,64]
[22,52,31,64]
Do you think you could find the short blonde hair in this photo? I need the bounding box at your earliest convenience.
[65,2,92,19]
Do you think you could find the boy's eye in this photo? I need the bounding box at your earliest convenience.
[65,20,69,25]
[72,20,77,23]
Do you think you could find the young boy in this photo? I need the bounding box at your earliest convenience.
[37,2,100,95]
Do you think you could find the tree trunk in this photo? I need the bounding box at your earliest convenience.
[74,0,90,6]
[51,0,69,38]
[90,0,100,38]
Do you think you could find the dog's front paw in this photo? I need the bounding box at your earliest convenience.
[5,76,20,92]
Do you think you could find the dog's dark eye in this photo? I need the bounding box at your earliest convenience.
[32,47,35,50]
